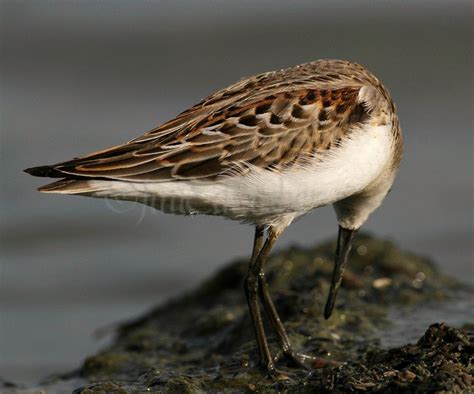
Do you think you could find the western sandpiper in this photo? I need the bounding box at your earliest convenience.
[25,59,403,372]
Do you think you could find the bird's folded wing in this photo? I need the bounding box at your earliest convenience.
[32,86,371,182]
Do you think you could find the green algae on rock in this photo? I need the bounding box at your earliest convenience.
[61,234,472,392]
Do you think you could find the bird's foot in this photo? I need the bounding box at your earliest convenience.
[274,348,340,370]
[263,364,294,381]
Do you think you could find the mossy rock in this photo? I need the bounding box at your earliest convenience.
[36,234,474,392]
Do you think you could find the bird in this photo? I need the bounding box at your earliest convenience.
[25,59,403,373]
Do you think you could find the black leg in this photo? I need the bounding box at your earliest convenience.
[244,225,281,372]
[246,225,340,372]
[253,227,340,370]
[258,272,291,351]
[250,225,266,263]
[258,260,336,369]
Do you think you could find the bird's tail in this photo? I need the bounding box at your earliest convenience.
[24,166,108,195]
[36,178,99,194]
[24,165,64,178]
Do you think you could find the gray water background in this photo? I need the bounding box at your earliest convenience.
[1,0,472,385]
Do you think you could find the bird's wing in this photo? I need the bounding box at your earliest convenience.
[28,84,371,182]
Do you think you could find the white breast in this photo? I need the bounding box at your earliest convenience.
[88,124,394,225]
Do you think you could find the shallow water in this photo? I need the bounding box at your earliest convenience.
[382,294,474,349]
[1,1,472,386]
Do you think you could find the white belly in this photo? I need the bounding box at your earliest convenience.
[88,125,393,225]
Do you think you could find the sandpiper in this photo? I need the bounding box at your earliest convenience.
[25,59,403,372]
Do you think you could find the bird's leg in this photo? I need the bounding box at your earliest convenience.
[258,262,338,369]
[246,225,339,372]
[250,225,340,370]
[250,225,266,264]
[244,225,281,373]
[258,271,324,369]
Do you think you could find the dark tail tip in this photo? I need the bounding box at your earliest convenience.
[24,165,63,178]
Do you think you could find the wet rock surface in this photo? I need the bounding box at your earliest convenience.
[21,234,474,392]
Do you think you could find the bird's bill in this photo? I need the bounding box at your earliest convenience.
[324,227,357,319]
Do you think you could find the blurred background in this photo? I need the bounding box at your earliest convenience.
[1,0,472,385]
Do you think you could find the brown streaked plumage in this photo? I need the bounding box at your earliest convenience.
[26,60,401,185]
[25,59,403,374]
